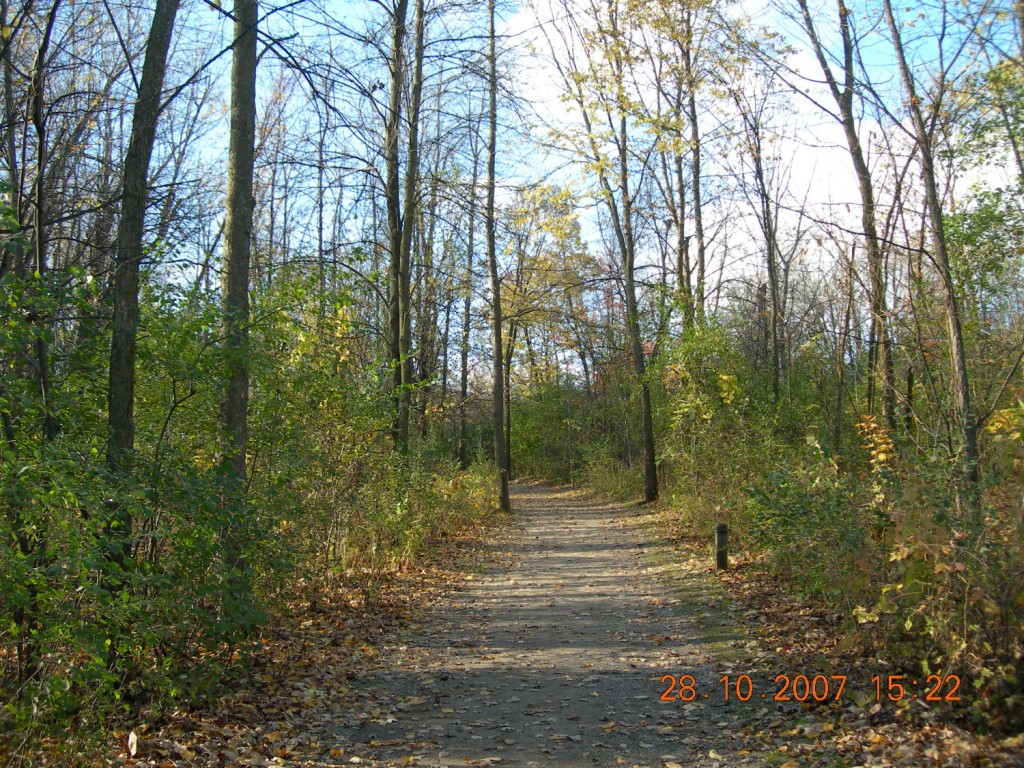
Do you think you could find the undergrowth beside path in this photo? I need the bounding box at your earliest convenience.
[12,482,1023,768]
[646,500,1024,767]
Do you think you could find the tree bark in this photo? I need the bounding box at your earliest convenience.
[385,0,410,453]
[615,105,659,502]
[557,0,658,501]
[28,0,62,441]
[797,0,895,429]
[107,0,181,476]
[1,0,26,280]
[504,320,517,480]
[384,0,425,455]
[399,0,425,446]
[681,5,706,323]
[486,0,510,512]
[731,81,783,405]
[459,122,479,471]
[883,0,979,496]
[220,0,258,488]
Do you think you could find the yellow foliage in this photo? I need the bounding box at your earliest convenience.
[716,373,739,404]
[857,416,896,475]
[986,404,1023,439]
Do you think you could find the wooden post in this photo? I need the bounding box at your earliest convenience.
[715,523,728,570]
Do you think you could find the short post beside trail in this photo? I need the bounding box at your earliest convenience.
[715,522,728,570]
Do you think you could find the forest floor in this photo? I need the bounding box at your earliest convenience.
[114,482,1024,768]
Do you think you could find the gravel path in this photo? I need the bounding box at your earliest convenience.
[327,483,805,767]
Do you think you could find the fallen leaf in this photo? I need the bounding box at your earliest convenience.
[127,730,139,758]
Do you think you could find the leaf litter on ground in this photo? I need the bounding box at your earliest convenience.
[645,502,1024,768]
[53,485,1024,768]
[103,520,515,768]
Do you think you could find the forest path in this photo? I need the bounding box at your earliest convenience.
[322,482,815,768]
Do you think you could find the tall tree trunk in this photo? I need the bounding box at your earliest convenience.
[883,0,978,498]
[729,77,784,405]
[797,0,895,429]
[672,149,692,324]
[220,0,258,493]
[1016,0,1024,54]
[755,152,782,405]
[384,0,425,455]
[399,0,425,446]
[29,0,61,441]
[107,0,180,477]
[459,118,480,471]
[504,321,517,480]
[486,0,510,512]
[5,0,62,685]
[1,0,26,280]
[567,0,657,502]
[316,92,327,309]
[681,5,706,323]
[415,84,443,439]
[619,114,658,502]
[385,0,410,453]
[105,0,180,601]
[834,249,854,449]
[619,228,657,494]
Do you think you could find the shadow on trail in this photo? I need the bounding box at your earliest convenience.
[326,484,798,768]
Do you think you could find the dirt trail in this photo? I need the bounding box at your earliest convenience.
[319,483,811,768]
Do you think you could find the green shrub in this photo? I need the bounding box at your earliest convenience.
[744,464,880,603]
